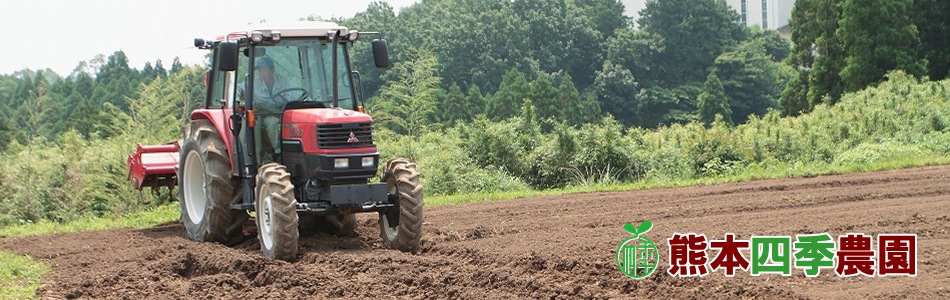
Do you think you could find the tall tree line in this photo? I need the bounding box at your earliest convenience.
[345,0,790,129]
[0,51,186,150]
[3,0,947,150]
[346,0,947,130]
[781,0,947,115]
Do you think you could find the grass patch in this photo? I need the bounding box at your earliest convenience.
[0,251,48,299]
[0,203,179,238]
[428,154,950,206]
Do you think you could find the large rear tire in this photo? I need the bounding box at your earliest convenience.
[256,163,299,261]
[379,158,424,253]
[178,120,247,245]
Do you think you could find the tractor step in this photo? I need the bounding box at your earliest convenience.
[229,200,396,214]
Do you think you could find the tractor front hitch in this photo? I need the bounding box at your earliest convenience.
[383,193,400,227]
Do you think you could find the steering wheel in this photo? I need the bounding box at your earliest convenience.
[272,88,309,102]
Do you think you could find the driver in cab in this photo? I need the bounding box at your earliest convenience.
[250,57,296,115]
[240,57,300,163]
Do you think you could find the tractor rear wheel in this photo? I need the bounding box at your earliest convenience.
[378,158,424,253]
[255,163,299,261]
[179,120,247,245]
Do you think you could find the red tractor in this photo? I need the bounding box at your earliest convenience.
[127,21,423,261]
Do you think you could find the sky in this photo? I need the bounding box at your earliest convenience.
[0,0,419,77]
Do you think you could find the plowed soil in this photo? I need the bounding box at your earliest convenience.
[3,165,949,299]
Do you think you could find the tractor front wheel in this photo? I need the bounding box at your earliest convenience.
[255,163,299,261]
[179,120,247,245]
[379,158,424,253]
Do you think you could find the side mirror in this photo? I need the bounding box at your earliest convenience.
[372,39,391,68]
[218,42,238,72]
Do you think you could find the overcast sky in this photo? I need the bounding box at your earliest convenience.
[0,0,419,76]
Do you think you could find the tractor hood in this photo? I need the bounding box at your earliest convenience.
[281,108,377,154]
[282,107,373,124]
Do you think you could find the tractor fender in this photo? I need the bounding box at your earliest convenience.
[189,108,237,176]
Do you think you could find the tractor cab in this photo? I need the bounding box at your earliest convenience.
[202,23,387,167]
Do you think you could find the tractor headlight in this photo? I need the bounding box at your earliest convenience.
[334,158,349,169]
[251,31,264,43]
[361,156,374,168]
[347,30,360,42]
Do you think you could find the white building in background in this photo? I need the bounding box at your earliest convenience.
[621,0,794,31]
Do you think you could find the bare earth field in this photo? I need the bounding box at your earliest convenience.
[2,165,949,299]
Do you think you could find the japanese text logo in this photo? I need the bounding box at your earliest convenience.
[616,221,659,279]
[617,221,917,279]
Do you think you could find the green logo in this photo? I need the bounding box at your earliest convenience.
[616,221,659,279]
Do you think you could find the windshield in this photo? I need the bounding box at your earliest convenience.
[238,38,355,111]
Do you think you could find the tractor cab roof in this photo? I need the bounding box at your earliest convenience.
[215,21,350,42]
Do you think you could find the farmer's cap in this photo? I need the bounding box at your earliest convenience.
[256,57,275,69]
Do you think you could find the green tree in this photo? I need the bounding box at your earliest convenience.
[161,66,205,121]
[780,70,810,116]
[69,72,104,138]
[487,68,530,121]
[838,0,925,92]
[697,72,732,127]
[379,0,616,94]
[394,0,531,93]
[576,0,629,39]
[141,62,155,83]
[592,61,640,126]
[11,71,35,109]
[18,72,52,144]
[370,47,441,143]
[436,83,469,126]
[604,27,640,80]
[96,51,135,85]
[781,0,819,113]
[95,51,140,111]
[713,40,790,124]
[0,74,13,147]
[41,73,71,137]
[912,0,950,80]
[528,72,561,122]
[341,1,399,98]
[556,72,601,125]
[117,76,181,143]
[140,59,167,83]
[170,57,184,74]
[154,59,168,79]
[632,0,747,87]
[601,0,744,127]
[73,71,95,99]
[637,84,702,126]
[754,29,791,62]
[0,116,13,151]
[467,84,486,118]
[513,0,604,89]
[805,0,846,107]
